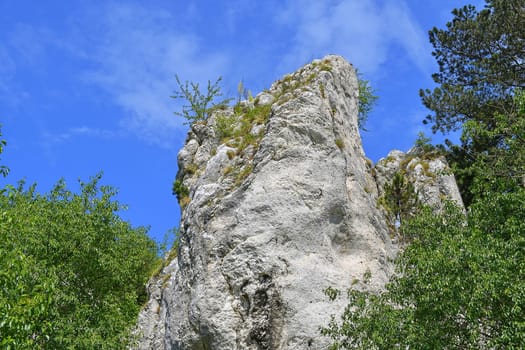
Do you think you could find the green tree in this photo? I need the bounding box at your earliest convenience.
[465,90,525,194]
[442,89,525,204]
[420,0,525,204]
[413,131,436,155]
[357,75,378,131]
[0,248,57,349]
[322,192,525,349]
[171,75,232,125]
[0,174,160,349]
[420,0,524,134]
[379,172,420,231]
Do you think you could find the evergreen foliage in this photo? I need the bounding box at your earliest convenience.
[420,0,525,204]
[463,90,525,195]
[420,0,525,134]
[379,172,420,231]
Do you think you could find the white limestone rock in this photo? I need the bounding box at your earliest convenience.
[375,149,464,211]
[255,92,275,106]
[135,55,464,350]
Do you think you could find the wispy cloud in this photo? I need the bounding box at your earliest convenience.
[74,0,432,148]
[42,126,121,145]
[0,24,49,109]
[7,24,51,66]
[0,45,17,102]
[39,125,124,165]
[277,0,433,76]
[2,0,438,150]
[72,2,230,148]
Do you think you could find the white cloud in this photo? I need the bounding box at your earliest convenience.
[5,0,438,150]
[278,0,433,76]
[39,125,123,165]
[74,3,230,148]
[42,126,120,145]
[58,0,432,148]
[0,24,47,109]
[0,46,16,101]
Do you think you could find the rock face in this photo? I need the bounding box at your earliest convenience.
[135,55,463,349]
[375,149,464,211]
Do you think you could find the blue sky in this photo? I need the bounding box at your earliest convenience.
[0,0,484,244]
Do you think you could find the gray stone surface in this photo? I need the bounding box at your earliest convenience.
[134,55,463,349]
[255,92,275,106]
[375,149,464,211]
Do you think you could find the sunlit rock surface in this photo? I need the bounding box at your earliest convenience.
[134,55,463,350]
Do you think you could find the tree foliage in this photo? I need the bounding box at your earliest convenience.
[324,3,525,344]
[0,174,160,349]
[420,0,525,204]
[322,194,525,349]
[413,131,436,155]
[420,0,525,134]
[357,75,378,131]
[171,75,232,125]
[463,90,525,194]
[379,172,420,231]
[443,87,525,205]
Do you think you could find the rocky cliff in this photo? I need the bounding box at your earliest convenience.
[135,55,463,349]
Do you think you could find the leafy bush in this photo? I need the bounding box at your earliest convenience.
[172,179,189,202]
[323,192,525,349]
[215,114,238,141]
[0,174,160,349]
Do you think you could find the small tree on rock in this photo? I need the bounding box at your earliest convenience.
[171,75,231,125]
[379,172,420,233]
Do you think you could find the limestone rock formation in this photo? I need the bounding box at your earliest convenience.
[375,149,464,211]
[134,55,463,349]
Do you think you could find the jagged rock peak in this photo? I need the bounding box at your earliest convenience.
[134,55,462,350]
